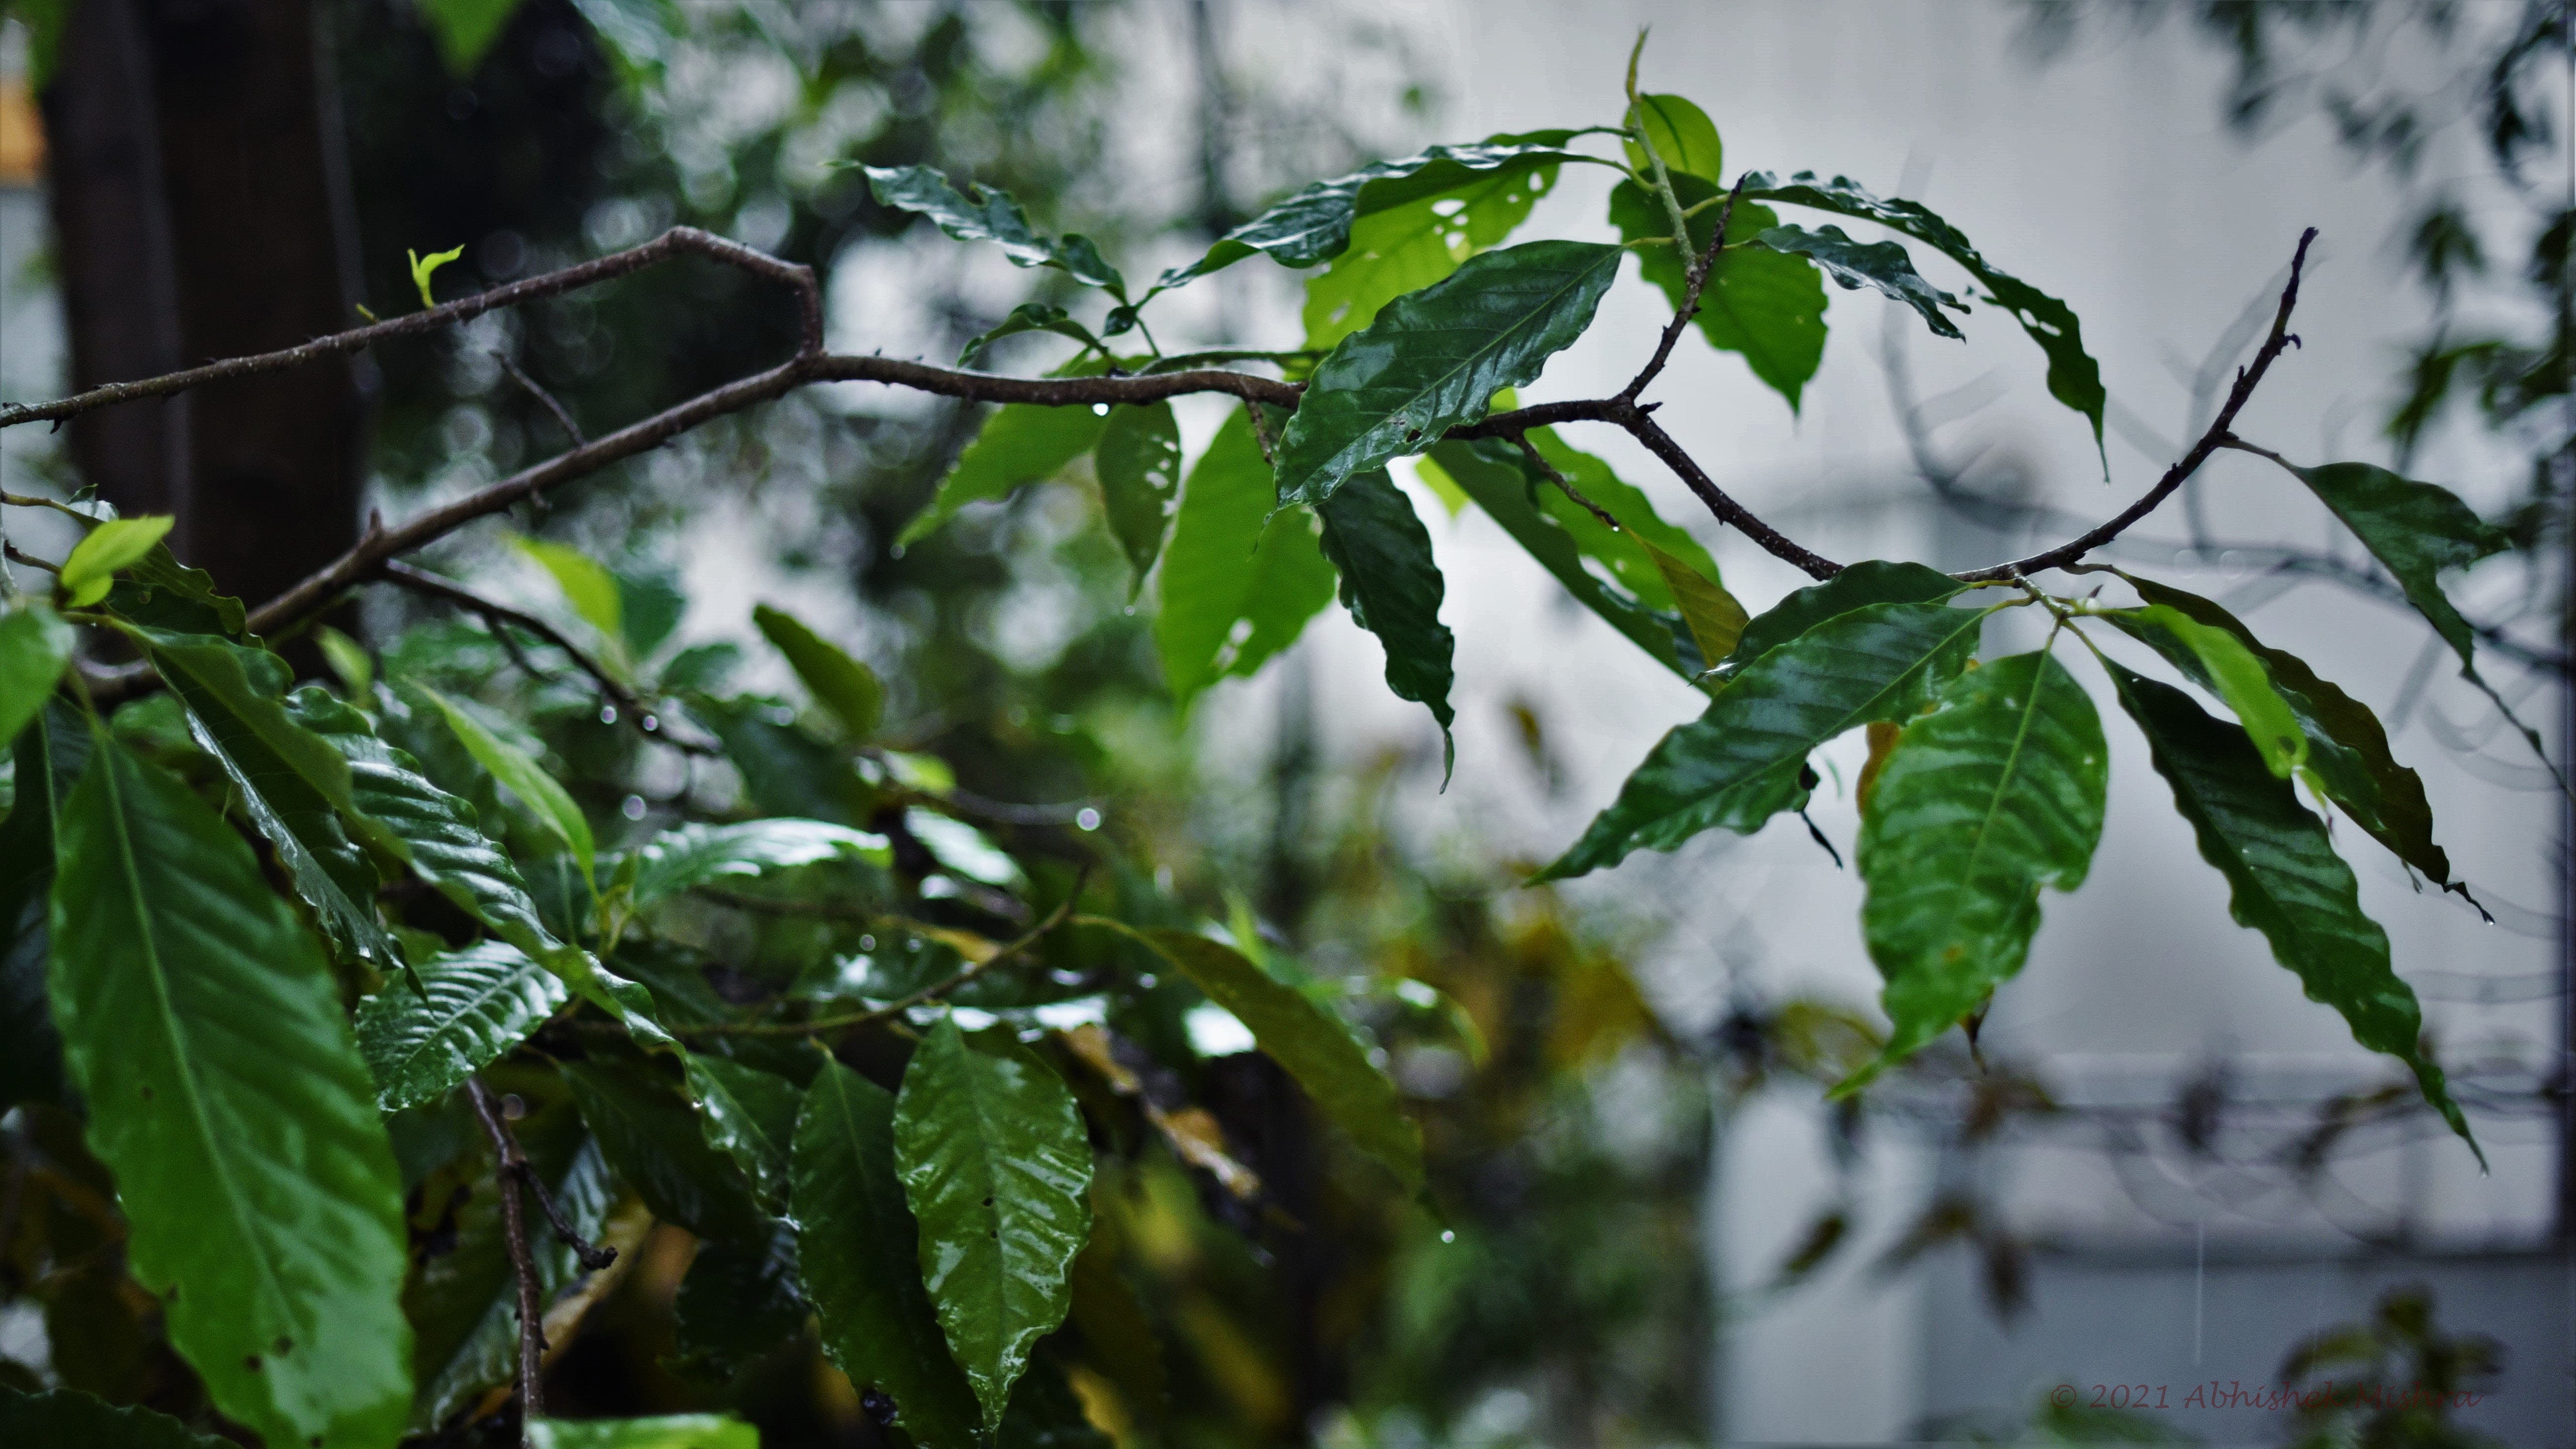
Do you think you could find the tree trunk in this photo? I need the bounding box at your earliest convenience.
[42,0,367,612]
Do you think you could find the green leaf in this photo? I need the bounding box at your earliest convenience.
[418,682,597,884]
[1710,559,1966,683]
[1542,599,1989,879]
[1300,161,1561,351]
[1122,926,1423,1194]
[1418,437,1701,678]
[623,818,889,907]
[689,694,876,826]
[1275,240,1623,507]
[1644,540,1748,666]
[408,1118,618,1432]
[0,1388,234,1448]
[289,690,632,1024]
[92,543,243,643]
[410,244,467,308]
[1851,651,2107,1080]
[6,0,74,90]
[47,733,411,1449]
[529,1415,760,1449]
[752,604,884,741]
[2286,461,2510,671]
[894,1018,1094,1433]
[513,534,627,648]
[1154,406,1338,713]
[1316,470,1456,771]
[1742,171,2107,459]
[417,0,524,75]
[864,165,1126,295]
[2109,575,2461,896]
[357,941,569,1111]
[0,605,74,750]
[1153,135,1592,294]
[1095,402,1183,591]
[1624,93,1723,180]
[136,629,401,971]
[674,1219,807,1376]
[902,402,1108,546]
[962,302,1103,367]
[1610,179,1825,413]
[2105,663,2476,1155]
[0,704,82,1111]
[562,1057,765,1238]
[56,516,174,610]
[685,1054,802,1210]
[794,1062,983,1449]
[315,624,374,696]
[2107,604,2306,778]
[1756,224,1966,340]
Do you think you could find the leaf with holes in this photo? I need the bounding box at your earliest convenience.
[2107,663,2476,1157]
[1848,651,2106,1085]
[1301,159,1561,350]
[1542,599,1989,880]
[48,733,411,1449]
[1276,240,1622,507]
[1155,406,1339,713]
[894,1018,1093,1433]
[795,1061,982,1448]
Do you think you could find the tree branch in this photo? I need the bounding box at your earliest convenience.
[492,351,586,448]
[1620,174,1747,404]
[466,1079,548,1442]
[379,561,721,756]
[1953,227,2318,582]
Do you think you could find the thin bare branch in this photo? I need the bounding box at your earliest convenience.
[1620,174,1747,404]
[492,351,587,447]
[466,1079,548,1443]
[1954,228,2319,582]
[1514,433,1622,530]
[379,561,721,756]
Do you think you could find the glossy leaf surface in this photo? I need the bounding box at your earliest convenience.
[1301,160,1558,350]
[2289,461,2509,669]
[1756,224,1965,339]
[1316,470,1456,768]
[2113,576,2459,893]
[562,1057,765,1239]
[1742,170,2106,455]
[894,1018,1093,1432]
[1154,135,1589,292]
[1276,240,1621,507]
[1854,651,2106,1075]
[56,516,173,609]
[529,1416,759,1449]
[623,818,889,907]
[686,1054,802,1210]
[1155,406,1338,712]
[1095,401,1183,589]
[2106,605,2305,778]
[1709,560,1965,683]
[1543,600,1987,879]
[357,941,567,1112]
[795,1061,983,1449]
[48,734,411,1449]
[1623,93,1723,180]
[961,302,1102,367]
[865,165,1125,293]
[2107,664,2475,1152]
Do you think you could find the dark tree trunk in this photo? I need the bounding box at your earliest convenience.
[42,0,367,611]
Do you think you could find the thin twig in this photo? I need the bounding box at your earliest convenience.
[492,351,587,447]
[1513,433,1621,530]
[1954,228,2319,582]
[679,880,1084,1037]
[1620,174,1747,404]
[379,561,721,756]
[466,1079,548,1441]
